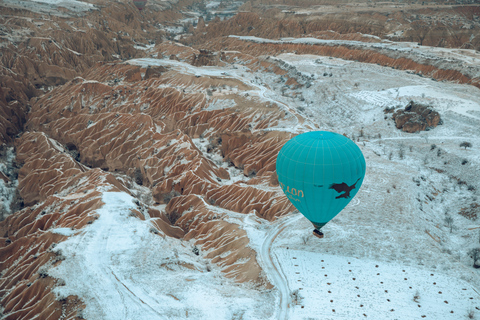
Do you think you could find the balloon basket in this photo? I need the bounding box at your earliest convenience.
[313,229,324,239]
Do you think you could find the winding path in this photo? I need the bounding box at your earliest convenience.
[260,214,303,320]
[52,192,165,320]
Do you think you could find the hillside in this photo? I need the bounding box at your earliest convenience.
[1,0,480,319]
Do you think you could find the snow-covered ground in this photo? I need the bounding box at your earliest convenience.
[231,35,480,78]
[1,0,97,16]
[280,248,479,319]
[0,147,19,220]
[50,191,274,320]
[35,39,480,319]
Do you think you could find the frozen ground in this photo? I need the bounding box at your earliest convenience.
[279,247,479,319]
[19,37,480,318]
[0,147,19,220]
[1,0,97,16]
[50,191,274,320]
[100,46,480,318]
[231,35,480,79]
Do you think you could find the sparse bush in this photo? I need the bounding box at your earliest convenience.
[399,144,405,160]
[192,246,199,256]
[134,168,143,185]
[291,289,303,305]
[430,144,436,150]
[468,248,480,268]
[163,190,180,205]
[388,152,393,160]
[467,309,475,319]
[166,209,182,224]
[413,290,420,303]
[301,234,309,245]
[247,169,257,178]
[444,215,454,233]
[38,266,49,278]
[232,310,245,320]
[460,141,472,150]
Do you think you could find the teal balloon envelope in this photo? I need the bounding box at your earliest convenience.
[276,131,366,231]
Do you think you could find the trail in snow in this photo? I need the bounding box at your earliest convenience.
[260,214,303,320]
[51,192,165,320]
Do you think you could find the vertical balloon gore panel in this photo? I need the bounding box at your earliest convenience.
[276,131,366,230]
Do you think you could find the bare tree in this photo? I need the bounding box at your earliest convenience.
[444,215,454,233]
[460,141,472,150]
[413,290,420,303]
[301,234,309,245]
[410,21,431,45]
[291,289,303,305]
[468,248,480,268]
[399,144,405,160]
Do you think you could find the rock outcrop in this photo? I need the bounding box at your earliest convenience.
[391,101,442,133]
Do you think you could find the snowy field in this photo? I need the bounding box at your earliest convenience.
[55,49,480,319]
[50,191,274,320]
[279,248,479,319]
[1,0,96,16]
[2,31,477,318]
[47,49,480,318]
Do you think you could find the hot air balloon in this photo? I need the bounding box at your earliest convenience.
[276,131,366,238]
[133,0,147,10]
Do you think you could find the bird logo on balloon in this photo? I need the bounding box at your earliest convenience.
[329,178,361,199]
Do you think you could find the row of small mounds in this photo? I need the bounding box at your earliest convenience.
[385,101,442,133]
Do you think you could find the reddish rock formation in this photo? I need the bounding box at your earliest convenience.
[391,101,442,133]
[191,49,221,66]
[5,1,476,317]
[8,49,296,301]
[1,132,126,320]
[165,194,271,285]
[201,37,480,89]
[184,7,480,51]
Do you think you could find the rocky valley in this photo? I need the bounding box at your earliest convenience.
[1,0,480,319]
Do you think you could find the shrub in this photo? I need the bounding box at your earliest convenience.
[413,290,420,303]
[192,246,200,256]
